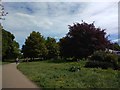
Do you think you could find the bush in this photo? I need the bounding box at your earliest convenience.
[90,50,118,63]
[85,61,114,69]
[86,50,119,70]
[105,53,118,64]
[69,66,81,72]
[90,50,106,62]
[118,55,120,63]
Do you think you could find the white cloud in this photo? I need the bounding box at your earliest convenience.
[77,2,118,34]
[2,2,118,48]
[32,18,53,29]
[3,0,120,2]
[16,13,35,18]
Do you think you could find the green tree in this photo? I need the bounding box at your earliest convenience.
[45,37,60,59]
[111,42,120,51]
[0,24,2,60]
[22,31,48,60]
[12,40,21,58]
[2,28,20,60]
[59,21,110,59]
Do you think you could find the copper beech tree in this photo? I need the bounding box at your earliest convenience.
[59,21,111,59]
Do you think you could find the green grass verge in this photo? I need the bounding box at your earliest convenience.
[1,59,16,65]
[17,60,120,88]
[0,61,2,65]
[2,61,11,65]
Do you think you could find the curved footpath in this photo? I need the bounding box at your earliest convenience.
[2,63,39,88]
[0,65,2,89]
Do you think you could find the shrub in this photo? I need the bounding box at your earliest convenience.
[118,55,120,63]
[85,61,114,69]
[90,50,106,62]
[69,66,81,72]
[105,53,118,62]
[86,50,119,70]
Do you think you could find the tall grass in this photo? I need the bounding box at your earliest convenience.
[17,60,120,88]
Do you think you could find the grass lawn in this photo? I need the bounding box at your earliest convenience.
[17,60,120,88]
[0,61,2,65]
[1,59,17,65]
[1,61,11,65]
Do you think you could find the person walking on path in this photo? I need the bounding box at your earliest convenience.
[15,58,19,64]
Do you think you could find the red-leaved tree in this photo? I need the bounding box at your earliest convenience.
[59,21,110,59]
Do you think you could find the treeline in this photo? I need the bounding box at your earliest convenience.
[21,21,120,61]
[1,25,20,61]
[2,21,120,61]
[0,25,1,43]
[21,31,59,60]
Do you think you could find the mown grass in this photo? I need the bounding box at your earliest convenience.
[17,60,120,88]
[1,61,11,65]
[0,61,2,65]
[1,59,16,65]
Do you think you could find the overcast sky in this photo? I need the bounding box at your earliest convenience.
[2,2,118,48]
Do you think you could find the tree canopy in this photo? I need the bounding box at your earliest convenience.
[109,42,120,51]
[21,31,48,59]
[2,21,119,61]
[59,21,110,59]
[0,24,2,60]
[45,37,60,59]
[2,27,20,60]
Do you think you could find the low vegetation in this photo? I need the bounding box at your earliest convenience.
[18,60,120,88]
[0,61,1,65]
[1,59,15,65]
[85,51,120,70]
[1,62,10,65]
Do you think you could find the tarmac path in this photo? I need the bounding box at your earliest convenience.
[2,63,39,88]
[0,65,2,89]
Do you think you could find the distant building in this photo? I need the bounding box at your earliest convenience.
[113,50,120,55]
[105,48,120,55]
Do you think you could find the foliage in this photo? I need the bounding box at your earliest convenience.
[105,53,118,63]
[85,61,114,69]
[45,37,60,59]
[0,25,2,60]
[86,51,119,69]
[0,2,8,20]
[59,21,110,59]
[21,31,48,59]
[12,40,21,58]
[118,55,120,61]
[69,66,81,72]
[17,60,120,88]
[109,42,120,51]
[2,28,20,60]
[90,50,106,62]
